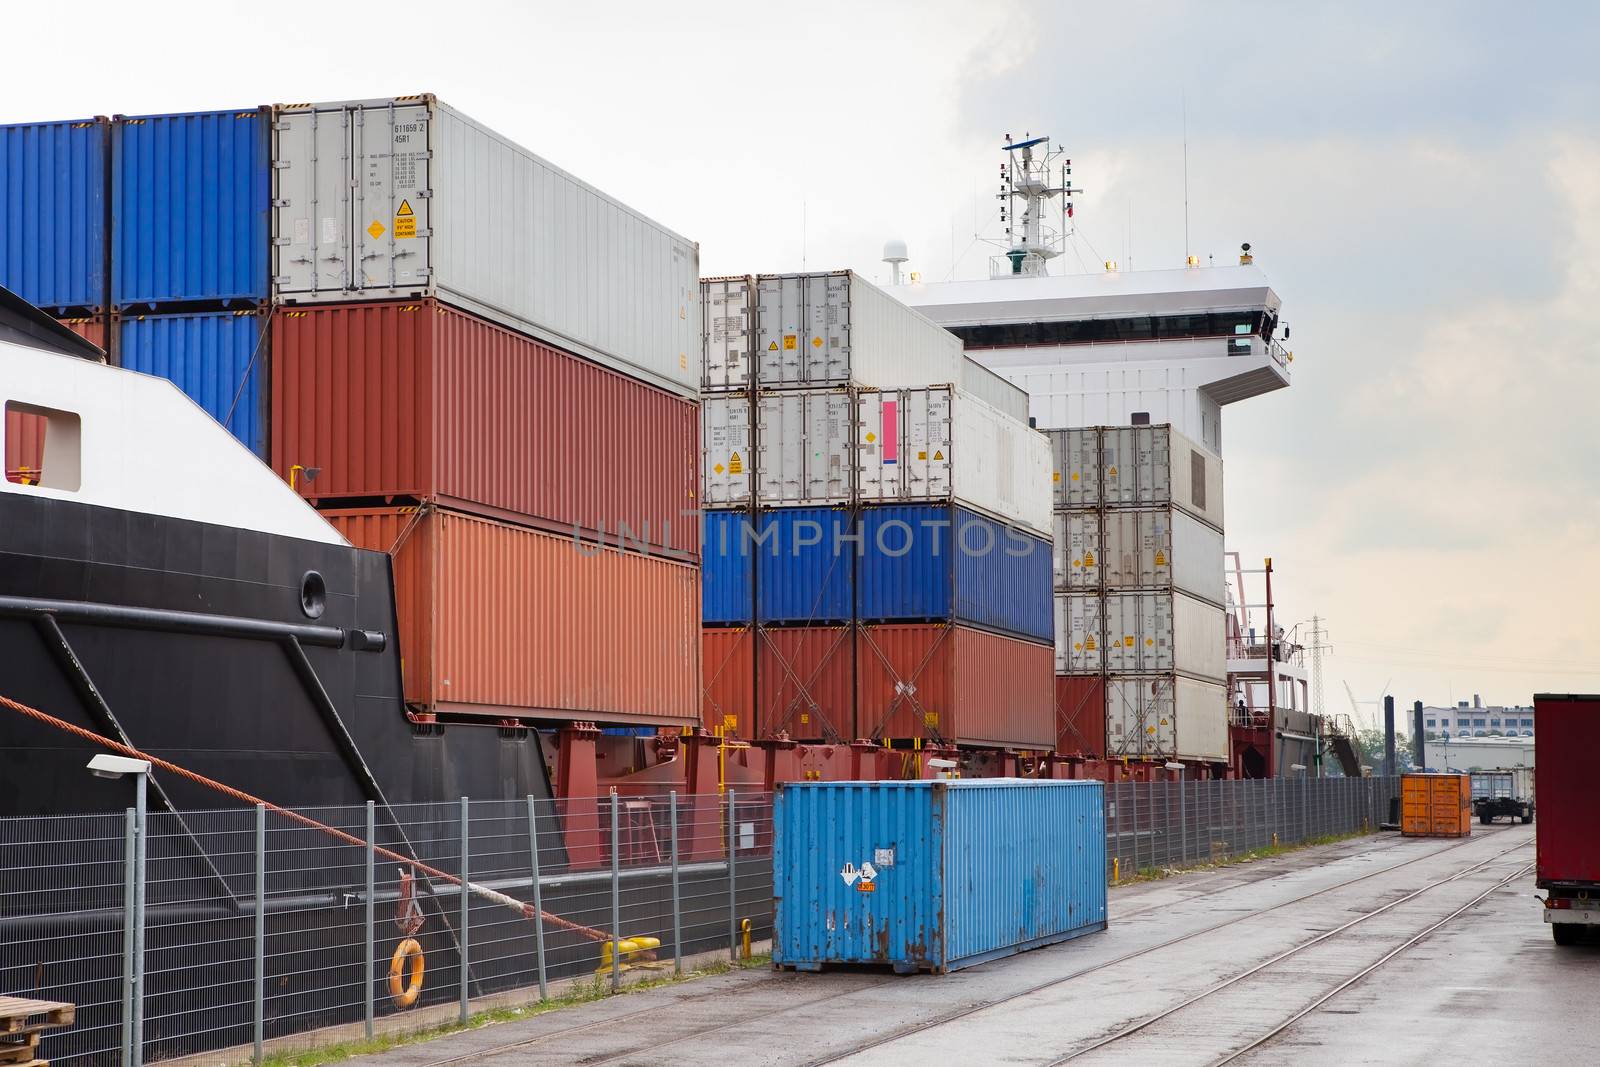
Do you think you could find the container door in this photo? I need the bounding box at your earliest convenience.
[1107,678,1175,758]
[703,278,753,390]
[1101,427,1133,506]
[273,107,352,296]
[856,390,899,501]
[1145,511,1173,588]
[918,387,954,501]
[757,391,851,505]
[702,396,753,505]
[349,102,432,297]
[1146,426,1172,504]
[1054,512,1102,591]
[1052,428,1100,509]
[1056,593,1102,674]
[809,391,854,503]
[809,274,851,383]
[756,392,804,504]
[756,275,806,385]
[1147,592,1173,672]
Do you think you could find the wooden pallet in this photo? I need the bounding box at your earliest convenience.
[0,1029,41,1066]
[0,996,73,1067]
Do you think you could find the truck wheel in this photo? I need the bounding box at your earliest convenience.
[1479,813,1492,825]
[1553,924,1584,947]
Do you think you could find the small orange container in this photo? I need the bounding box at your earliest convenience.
[1401,773,1473,837]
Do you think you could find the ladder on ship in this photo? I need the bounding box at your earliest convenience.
[1322,713,1363,777]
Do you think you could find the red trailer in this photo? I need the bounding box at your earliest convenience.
[1534,694,1600,946]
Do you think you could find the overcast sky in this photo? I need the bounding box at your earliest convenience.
[6,1,1595,726]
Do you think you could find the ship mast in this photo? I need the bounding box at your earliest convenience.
[995,133,1076,277]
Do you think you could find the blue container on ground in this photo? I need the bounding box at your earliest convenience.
[857,504,1052,642]
[118,310,268,457]
[756,507,855,625]
[0,118,108,311]
[702,509,754,625]
[112,109,269,308]
[774,779,1106,974]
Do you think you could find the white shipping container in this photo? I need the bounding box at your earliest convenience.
[272,96,701,397]
[702,394,753,505]
[1102,425,1224,529]
[1106,675,1228,761]
[1102,591,1226,680]
[1048,427,1100,510]
[1102,507,1226,605]
[961,355,1029,423]
[756,389,853,505]
[856,386,1052,536]
[755,271,963,390]
[1052,511,1102,592]
[702,276,755,391]
[1054,593,1104,674]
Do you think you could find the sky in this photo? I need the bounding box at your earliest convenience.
[4,0,1596,724]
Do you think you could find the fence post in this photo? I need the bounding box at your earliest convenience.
[610,791,622,994]
[363,800,374,1040]
[132,772,147,1067]
[122,808,135,1066]
[255,804,267,1064]
[669,791,682,975]
[1109,781,1119,881]
[459,797,470,1024]
[727,789,738,962]
[1179,778,1189,865]
[527,796,548,1001]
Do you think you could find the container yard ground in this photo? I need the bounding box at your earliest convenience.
[340,824,1589,1067]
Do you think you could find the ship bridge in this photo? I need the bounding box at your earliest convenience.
[896,263,1290,453]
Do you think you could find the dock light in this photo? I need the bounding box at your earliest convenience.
[89,753,149,1066]
[1163,762,1184,771]
[87,753,151,779]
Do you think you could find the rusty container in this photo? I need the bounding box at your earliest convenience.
[759,626,856,743]
[1056,676,1107,757]
[701,627,754,737]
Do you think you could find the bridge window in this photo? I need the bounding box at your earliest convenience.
[947,310,1268,350]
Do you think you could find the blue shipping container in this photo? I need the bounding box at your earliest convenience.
[0,118,108,311]
[113,109,269,307]
[757,508,854,625]
[118,310,267,457]
[702,509,754,625]
[857,505,1052,642]
[774,779,1106,973]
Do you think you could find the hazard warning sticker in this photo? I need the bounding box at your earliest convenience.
[811,336,823,348]
[367,220,385,240]
[784,335,798,350]
[393,199,417,239]
[728,452,744,475]
[768,340,779,351]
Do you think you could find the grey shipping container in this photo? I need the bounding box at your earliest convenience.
[756,388,854,506]
[702,275,755,391]
[1053,511,1102,591]
[960,355,1029,423]
[702,393,754,505]
[1102,590,1226,680]
[1106,674,1229,762]
[1101,507,1226,605]
[1047,425,1223,528]
[271,95,700,397]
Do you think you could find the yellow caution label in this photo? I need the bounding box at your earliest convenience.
[1083,551,1095,566]
[1146,725,1157,735]
[1107,466,1119,478]
[865,432,877,444]
[1159,717,1170,726]
[1071,471,1080,481]
[784,335,798,350]
[768,340,779,351]
[1072,558,1081,568]
[1085,637,1097,650]
[1124,636,1135,647]
[811,336,824,348]
[1053,472,1061,482]
[393,199,416,239]
[713,463,725,475]
[932,449,944,461]
[367,220,385,240]
[679,353,687,369]
[917,450,927,460]
[728,452,744,475]
[1146,638,1155,646]
[1074,642,1083,651]
[1154,551,1166,566]
[723,714,738,729]
[800,712,810,724]
[923,711,939,728]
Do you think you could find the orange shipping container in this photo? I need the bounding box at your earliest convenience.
[1056,676,1107,756]
[856,624,1055,749]
[759,627,855,742]
[327,506,699,726]
[1401,773,1473,837]
[702,628,754,737]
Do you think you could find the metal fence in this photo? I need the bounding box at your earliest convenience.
[1,777,1397,1066]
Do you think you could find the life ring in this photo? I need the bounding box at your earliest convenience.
[388,938,425,1008]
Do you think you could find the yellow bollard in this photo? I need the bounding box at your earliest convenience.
[1112,857,1120,885]
[596,935,665,976]
[1272,832,1279,848]
[740,918,752,960]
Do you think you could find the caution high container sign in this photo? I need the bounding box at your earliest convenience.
[773,780,1106,974]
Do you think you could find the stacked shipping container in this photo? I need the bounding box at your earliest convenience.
[699,272,1056,750]
[1050,425,1229,763]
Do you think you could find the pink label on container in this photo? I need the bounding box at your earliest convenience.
[881,400,898,464]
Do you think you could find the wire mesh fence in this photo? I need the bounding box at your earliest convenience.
[1,778,1396,1065]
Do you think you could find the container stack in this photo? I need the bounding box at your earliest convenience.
[700,271,1056,751]
[268,96,702,729]
[1050,425,1229,764]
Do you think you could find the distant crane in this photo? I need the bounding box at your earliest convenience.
[1343,678,1392,734]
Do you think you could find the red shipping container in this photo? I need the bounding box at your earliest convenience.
[1534,694,1600,887]
[57,314,109,354]
[326,505,699,726]
[758,626,855,742]
[1056,676,1107,757]
[5,315,106,484]
[702,628,754,736]
[856,624,1054,749]
[273,300,699,558]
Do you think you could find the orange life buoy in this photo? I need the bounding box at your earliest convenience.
[388,938,425,1008]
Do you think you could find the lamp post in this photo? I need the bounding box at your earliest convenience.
[91,755,150,1067]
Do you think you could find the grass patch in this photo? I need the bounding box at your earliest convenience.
[258,953,772,1067]
[1114,828,1373,885]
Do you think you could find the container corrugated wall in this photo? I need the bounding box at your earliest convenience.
[773,780,1105,974]
[756,508,854,624]
[272,300,699,557]
[1057,675,1106,756]
[702,510,753,624]
[327,506,699,725]
[112,109,269,307]
[117,309,267,457]
[856,624,1055,748]
[1533,695,1600,886]
[0,118,108,311]
[701,628,753,735]
[4,408,45,483]
[760,626,855,741]
[856,505,1053,643]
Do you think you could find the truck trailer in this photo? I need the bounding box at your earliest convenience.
[1470,769,1534,825]
[1534,694,1600,946]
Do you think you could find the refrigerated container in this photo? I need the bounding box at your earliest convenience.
[856,386,1052,536]
[773,780,1105,974]
[754,271,962,390]
[112,109,269,307]
[756,507,855,625]
[0,118,109,311]
[702,276,754,391]
[1056,675,1107,757]
[272,299,698,557]
[701,627,754,736]
[1052,511,1102,592]
[856,624,1055,749]
[1101,591,1226,680]
[756,388,853,506]
[1054,594,1104,674]
[701,393,753,506]
[960,355,1029,423]
[856,505,1053,643]
[1101,424,1224,529]
[1049,427,1099,510]
[118,309,267,457]
[1101,507,1225,605]
[758,626,855,742]
[1106,674,1228,761]
[1533,694,1600,944]
[271,96,700,396]
[327,506,699,725]
[702,509,754,625]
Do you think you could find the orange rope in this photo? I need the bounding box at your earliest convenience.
[0,692,611,942]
